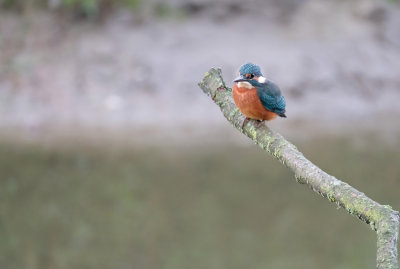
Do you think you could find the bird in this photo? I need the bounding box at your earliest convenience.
[232,63,286,127]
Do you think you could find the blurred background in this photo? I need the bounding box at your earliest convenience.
[1,0,400,268]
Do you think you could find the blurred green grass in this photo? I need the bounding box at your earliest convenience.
[0,0,188,20]
[0,0,142,18]
[0,138,399,269]
[1,0,398,19]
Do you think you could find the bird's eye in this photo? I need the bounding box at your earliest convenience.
[246,74,255,79]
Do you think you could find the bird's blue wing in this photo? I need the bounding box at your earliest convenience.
[256,81,286,116]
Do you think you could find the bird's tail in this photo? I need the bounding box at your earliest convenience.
[278,112,287,118]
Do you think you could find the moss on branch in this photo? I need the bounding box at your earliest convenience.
[198,67,399,269]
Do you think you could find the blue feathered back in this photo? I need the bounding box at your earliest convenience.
[250,80,286,116]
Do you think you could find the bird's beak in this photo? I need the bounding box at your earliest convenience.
[233,75,248,82]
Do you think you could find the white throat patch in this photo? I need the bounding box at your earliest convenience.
[237,81,253,89]
[258,76,267,83]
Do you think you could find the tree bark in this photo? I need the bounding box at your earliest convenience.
[198,67,399,269]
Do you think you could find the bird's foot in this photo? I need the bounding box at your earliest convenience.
[256,119,265,127]
[241,117,250,128]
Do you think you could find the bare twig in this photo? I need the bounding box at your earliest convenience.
[198,68,399,269]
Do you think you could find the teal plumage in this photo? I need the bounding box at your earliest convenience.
[239,63,262,77]
[249,79,286,117]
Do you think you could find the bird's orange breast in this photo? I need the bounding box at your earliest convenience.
[233,83,277,121]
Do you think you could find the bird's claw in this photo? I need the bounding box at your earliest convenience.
[256,119,265,127]
[241,117,250,128]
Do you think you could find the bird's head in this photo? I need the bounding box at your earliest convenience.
[234,63,264,83]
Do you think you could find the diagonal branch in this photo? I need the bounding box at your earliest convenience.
[198,68,399,269]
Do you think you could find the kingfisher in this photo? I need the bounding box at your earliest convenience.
[233,63,286,127]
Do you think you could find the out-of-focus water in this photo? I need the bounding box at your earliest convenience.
[0,138,398,269]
